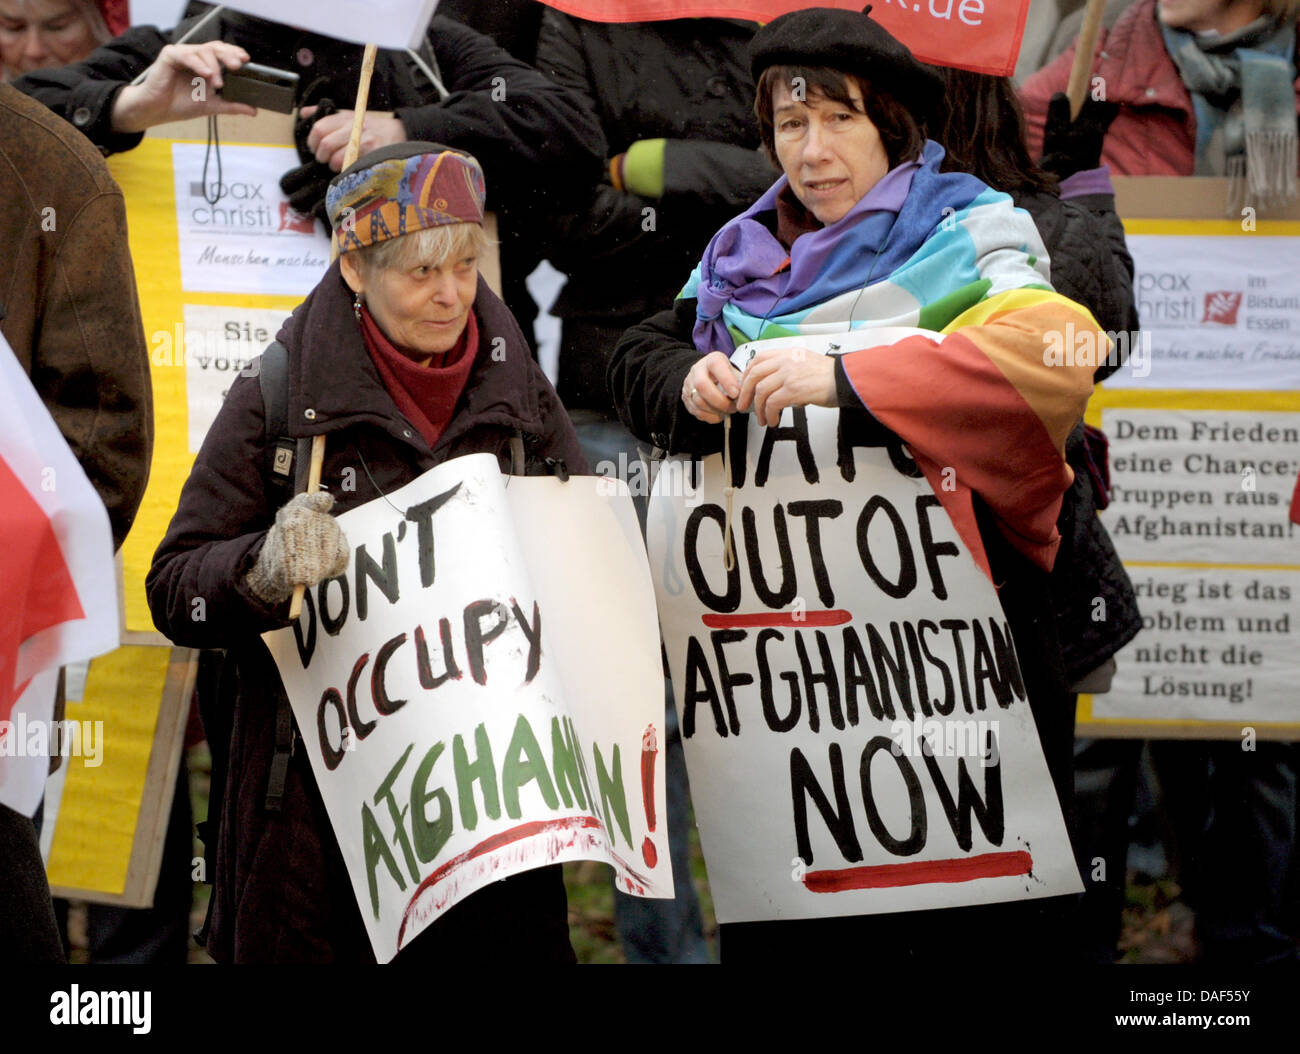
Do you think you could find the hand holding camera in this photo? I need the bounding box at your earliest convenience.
[110,41,258,134]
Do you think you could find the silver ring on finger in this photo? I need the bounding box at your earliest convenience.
[689,386,698,402]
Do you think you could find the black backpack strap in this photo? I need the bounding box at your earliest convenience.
[259,341,299,506]
[509,432,526,477]
[257,340,302,813]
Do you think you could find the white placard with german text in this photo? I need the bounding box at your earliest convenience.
[182,305,292,452]
[1105,235,1300,389]
[171,144,330,296]
[1102,409,1300,564]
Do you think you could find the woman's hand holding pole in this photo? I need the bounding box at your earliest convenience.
[246,492,350,606]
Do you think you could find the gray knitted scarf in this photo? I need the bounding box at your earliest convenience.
[1162,14,1297,206]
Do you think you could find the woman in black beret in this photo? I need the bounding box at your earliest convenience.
[610,6,1102,965]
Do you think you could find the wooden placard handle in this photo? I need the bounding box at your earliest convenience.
[1065,0,1107,120]
[288,43,379,621]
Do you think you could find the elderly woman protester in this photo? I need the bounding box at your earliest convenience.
[147,142,584,964]
[609,7,1101,964]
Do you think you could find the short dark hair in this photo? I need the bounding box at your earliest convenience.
[753,65,927,171]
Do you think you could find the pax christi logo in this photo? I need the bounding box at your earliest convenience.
[1202,291,1243,325]
[278,202,316,234]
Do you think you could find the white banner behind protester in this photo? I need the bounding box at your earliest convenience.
[219,0,440,49]
[646,332,1080,925]
[171,144,331,296]
[263,455,671,962]
[181,304,293,452]
[1092,407,1300,726]
[1104,235,1300,390]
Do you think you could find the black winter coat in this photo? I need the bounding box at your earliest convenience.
[534,13,778,327]
[1016,188,1142,683]
[12,14,602,217]
[146,264,585,963]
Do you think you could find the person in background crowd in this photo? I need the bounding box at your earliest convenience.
[0,78,151,964]
[932,67,1146,962]
[535,10,776,416]
[1022,0,1300,964]
[533,9,778,963]
[1021,0,1299,199]
[610,7,1099,963]
[0,0,124,79]
[146,142,586,963]
[11,6,603,331]
[1,0,189,967]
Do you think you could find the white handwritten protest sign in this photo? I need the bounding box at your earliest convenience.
[220,0,440,49]
[264,455,671,961]
[646,332,1080,924]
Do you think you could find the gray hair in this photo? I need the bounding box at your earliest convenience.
[350,222,491,276]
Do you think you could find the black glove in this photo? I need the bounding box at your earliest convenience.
[279,92,339,225]
[280,160,334,225]
[1039,92,1120,180]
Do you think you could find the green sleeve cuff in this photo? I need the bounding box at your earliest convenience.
[622,138,667,199]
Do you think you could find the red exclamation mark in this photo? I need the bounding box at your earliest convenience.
[640,723,658,867]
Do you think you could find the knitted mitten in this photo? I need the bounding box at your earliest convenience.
[246,491,350,605]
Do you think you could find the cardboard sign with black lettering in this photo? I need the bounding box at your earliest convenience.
[263,455,671,961]
[646,332,1080,924]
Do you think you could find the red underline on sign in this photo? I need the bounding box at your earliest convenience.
[803,850,1034,893]
[701,610,852,629]
[398,815,604,950]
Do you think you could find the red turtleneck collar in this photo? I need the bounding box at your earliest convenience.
[358,304,479,448]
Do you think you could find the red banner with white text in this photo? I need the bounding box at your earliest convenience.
[536,0,1030,76]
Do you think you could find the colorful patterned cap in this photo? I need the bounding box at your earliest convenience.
[326,142,487,254]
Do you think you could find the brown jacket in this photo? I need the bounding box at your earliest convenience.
[0,82,152,549]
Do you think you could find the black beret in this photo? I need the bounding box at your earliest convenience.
[750,5,944,121]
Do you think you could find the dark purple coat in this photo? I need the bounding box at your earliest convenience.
[147,262,584,963]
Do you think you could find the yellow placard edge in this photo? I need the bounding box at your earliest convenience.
[1076,694,1300,741]
[1123,218,1300,236]
[49,648,198,907]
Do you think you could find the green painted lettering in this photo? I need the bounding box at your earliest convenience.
[453,722,500,829]
[362,801,404,919]
[593,742,632,849]
[550,716,586,809]
[501,714,559,818]
[410,742,453,863]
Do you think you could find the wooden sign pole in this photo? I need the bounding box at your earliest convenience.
[1065,0,1107,119]
[289,42,379,621]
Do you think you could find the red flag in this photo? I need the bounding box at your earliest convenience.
[0,336,118,721]
[536,1,1031,76]
[0,458,84,722]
